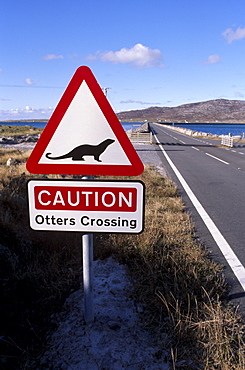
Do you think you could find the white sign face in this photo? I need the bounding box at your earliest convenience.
[28,179,145,234]
[38,82,131,166]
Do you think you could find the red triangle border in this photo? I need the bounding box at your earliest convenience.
[26,66,144,176]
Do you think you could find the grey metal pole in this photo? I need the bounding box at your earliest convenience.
[82,232,94,323]
[81,174,94,323]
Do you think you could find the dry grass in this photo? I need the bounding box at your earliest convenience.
[0,148,31,164]
[0,149,81,368]
[0,148,244,369]
[96,166,245,370]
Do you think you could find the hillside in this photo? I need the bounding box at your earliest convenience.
[117,99,245,123]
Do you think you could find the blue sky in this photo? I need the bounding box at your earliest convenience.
[1,0,245,120]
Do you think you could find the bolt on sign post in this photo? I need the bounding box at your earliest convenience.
[26,66,145,323]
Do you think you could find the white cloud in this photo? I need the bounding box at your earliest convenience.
[42,54,64,60]
[25,78,35,85]
[68,53,79,59]
[234,91,245,98]
[203,54,221,65]
[120,99,161,105]
[0,107,54,120]
[88,43,164,68]
[222,27,245,44]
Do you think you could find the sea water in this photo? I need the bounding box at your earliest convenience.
[0,121,144,132]
[2,121,245,136]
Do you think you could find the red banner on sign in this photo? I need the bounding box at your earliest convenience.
[34,186,137,212]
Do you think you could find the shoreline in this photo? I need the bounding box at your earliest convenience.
[155,123,245,141]
[0,123,244,152]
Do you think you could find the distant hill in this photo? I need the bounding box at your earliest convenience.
[117,99,245,123]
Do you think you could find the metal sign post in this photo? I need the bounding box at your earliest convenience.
[82,175,94,323]
[82,232,94,323]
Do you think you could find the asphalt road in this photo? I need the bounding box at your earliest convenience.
[150,123,245,313]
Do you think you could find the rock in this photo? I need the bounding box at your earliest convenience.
[112,278,121,284]
[24,134,39,142]
[0,134,39,147]
[163,124,219,138]
[6,158,20,166]
[107,320,121,330]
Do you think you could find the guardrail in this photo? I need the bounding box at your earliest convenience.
[127,131,153,144]
[221,134,233,148]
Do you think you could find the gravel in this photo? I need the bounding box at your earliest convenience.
[37,257,170,369]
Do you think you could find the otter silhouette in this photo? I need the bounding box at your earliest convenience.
[45,138,115,162]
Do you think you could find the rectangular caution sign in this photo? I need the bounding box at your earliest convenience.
[27,179,145,233]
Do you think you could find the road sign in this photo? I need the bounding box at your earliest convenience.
[26,66,144,176]
[27,179,145,233]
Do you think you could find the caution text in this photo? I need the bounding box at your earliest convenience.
[34,186,137,212]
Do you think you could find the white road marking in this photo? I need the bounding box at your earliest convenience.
[205,153,229,165]
[153,130,245,292]
[192,146,200,151]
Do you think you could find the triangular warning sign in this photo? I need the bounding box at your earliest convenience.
[26,66,144,176]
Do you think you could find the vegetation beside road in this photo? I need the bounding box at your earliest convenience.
[0,124,43,137]
[0,148,244,369]
[98,168,245,369]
